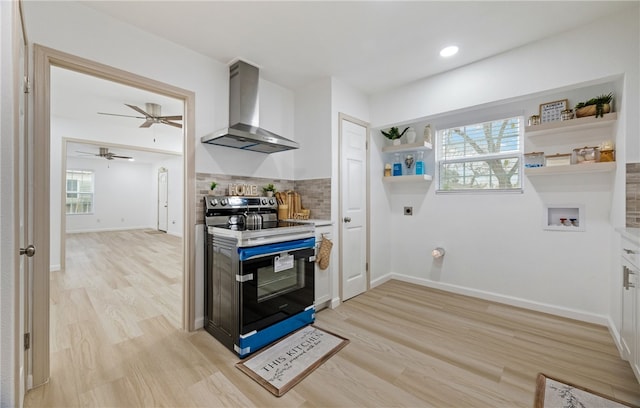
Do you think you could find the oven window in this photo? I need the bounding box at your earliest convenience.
[256,258,305,302]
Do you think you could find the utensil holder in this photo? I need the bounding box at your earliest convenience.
[278,205,289,220]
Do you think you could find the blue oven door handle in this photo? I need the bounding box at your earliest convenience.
[238,237,315,261]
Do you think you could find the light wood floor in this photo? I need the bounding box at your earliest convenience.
[25,230,640,407]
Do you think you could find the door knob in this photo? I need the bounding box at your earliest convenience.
[20,244,35,257]
[343,217,351,223]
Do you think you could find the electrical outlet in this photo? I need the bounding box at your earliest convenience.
[404,206,413,216]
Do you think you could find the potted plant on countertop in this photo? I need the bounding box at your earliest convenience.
[209,181,217,195]
[381,126,409,146]
[575,92,613,118]
[263,183,276,197]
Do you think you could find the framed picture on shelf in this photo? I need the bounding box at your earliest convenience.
[539,99,568,123]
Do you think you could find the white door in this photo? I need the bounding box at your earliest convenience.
[158,168,168,232]
[339,114,369,301]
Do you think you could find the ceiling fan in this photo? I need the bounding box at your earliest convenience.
[76,147,133,161]
[98,102,183,128]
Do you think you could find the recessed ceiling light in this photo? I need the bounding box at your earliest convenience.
[440,45,459,57]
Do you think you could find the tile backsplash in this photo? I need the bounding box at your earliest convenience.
[196,173,331,224]
[627,163,640,228]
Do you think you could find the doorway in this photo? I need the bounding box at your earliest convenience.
[31,45,196,387]
[338,113,370,302]
[158,168,169,232]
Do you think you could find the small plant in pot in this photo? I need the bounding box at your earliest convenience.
[209,181,217,195]
[575,92,613,118]
[263,183,276,197]
[381,126,409,145]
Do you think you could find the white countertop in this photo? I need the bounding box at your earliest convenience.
[286,219,333,227]
[617,227,640,246]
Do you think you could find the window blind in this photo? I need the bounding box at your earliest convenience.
[438,116,522,192]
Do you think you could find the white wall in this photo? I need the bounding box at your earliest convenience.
[0,1,18,405]
[367,8,639,327]
[294,78,332,180]
[65,156,154,232]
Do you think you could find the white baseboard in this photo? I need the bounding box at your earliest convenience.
[607,315,625,358]
[49,264,61,272]
[377,272,609,326]
[330,297,341,309]
[194,316,204,330]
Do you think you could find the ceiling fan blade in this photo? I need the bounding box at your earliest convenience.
[75,150,99,156]
[161,120,183,129]
[159,115,183,121]
[98,112,146,119]
[125,104,152,118]
[111,155,133,160]
[139,120,154,128]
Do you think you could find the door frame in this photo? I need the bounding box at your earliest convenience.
[337,112,371,301]
[32,44,196,387]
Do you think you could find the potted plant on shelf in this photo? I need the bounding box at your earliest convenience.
[575,92,613,118]
[263,183,276,197]
[209,181,217,195]
[381,126,409,146]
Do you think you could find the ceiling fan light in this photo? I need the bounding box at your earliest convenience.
[440,45,459,57]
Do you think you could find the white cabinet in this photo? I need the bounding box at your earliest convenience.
[381,141,433,183]
[314,224,332,310]
[620,233,640,381]
[524,113,617,176]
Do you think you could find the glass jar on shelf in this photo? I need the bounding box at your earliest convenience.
[561,109,574,121]
[415,151,425,175]
[404,153,415,176]
[524,152,545,168]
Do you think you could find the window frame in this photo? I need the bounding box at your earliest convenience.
[65,169,95,215]
[435,115,524,194]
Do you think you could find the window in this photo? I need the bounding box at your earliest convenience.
[437,116,522,192]
[66,170,94,214]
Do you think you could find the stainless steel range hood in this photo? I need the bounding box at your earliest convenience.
[201,60,299,153]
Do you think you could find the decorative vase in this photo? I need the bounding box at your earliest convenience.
[266,191,274,197]
[208,190,216,196]
[393,139,401,146]
[423,124,433,144]
[405,127,416,144]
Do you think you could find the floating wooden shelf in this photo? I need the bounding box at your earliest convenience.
[525,161,616,176]
[382,141,433,154]
[383,174,433,183]
[525,112,617,137]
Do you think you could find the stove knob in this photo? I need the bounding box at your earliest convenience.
[269,198,275,206]
[210,199,218,206]
[262,198,268,205]
[220,199,227,206]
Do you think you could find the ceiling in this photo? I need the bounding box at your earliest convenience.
[79,1,635,95]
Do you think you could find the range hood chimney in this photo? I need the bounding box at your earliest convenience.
[201,60,299,153]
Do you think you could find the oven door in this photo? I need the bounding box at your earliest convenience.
[238,237,315,335]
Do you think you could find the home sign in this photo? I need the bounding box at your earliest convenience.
[229,183,258,196]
